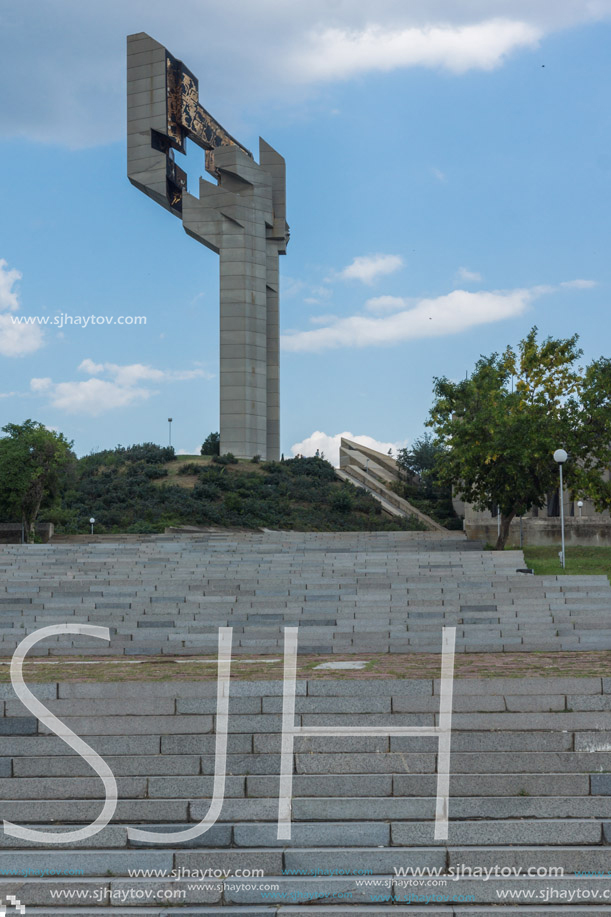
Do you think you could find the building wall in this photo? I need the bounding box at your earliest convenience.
[466,517,611,547]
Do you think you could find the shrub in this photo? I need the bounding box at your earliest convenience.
[212,452,238,465]
[142,464,168,479]
[119,443,175,464]
[126,520,159,534]
[330,490,353,513]
[285,456,337,481]
[177,462,202,476]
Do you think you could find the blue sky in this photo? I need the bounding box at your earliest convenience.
[1,2,610,463]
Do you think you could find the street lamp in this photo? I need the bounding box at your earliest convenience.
[168,418,173,448]
[553,449,568,569]
[89,517,95,536]
[578,500,583,518]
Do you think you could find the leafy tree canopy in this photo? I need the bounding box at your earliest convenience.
[427,327,611,549]
[0,419,74,541]
[201,432,220,456]
[397,434,443,482]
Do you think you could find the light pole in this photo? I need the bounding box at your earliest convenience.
[578,500,583,518]
[89,517,95,536]
[168,418,173,448]
[553,449,568,569]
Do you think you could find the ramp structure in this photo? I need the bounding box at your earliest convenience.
[127,33,289,459]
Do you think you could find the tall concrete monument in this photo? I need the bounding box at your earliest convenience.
[127,33,289,459]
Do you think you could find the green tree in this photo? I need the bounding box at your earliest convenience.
[0,420,74,541]
[570,357,611,510]
[201,432,220,456]
[428,328,611,549]
[397,434,443,494]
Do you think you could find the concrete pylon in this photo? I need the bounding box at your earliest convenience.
[126,33,289,459]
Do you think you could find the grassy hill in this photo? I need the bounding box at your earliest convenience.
[42,444,426,534]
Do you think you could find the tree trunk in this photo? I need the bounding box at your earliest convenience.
[494,511,516,550]
[21,513,32,544]
[23,498,43,544]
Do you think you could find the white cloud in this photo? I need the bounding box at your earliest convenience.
[337,254,404,285]
[78,359,104,375]
[30,378,52,392]
[0,315,45,358]
[280,276,306,299]
[560,278,597,288]
[282,286,543,352]
[431,167,447,183]
[30,359,212,416]
[77,359,212,386]
[0,260,21,312]
[297,19,540,81]
[457,266,483,283]
[291,430,407,468]
[7,2,607,147]
[31,378,151,416]
[0,260,45,357]
[365,295,409,313]
[310,313,340,325]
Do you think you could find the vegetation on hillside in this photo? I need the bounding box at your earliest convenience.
[15,441,426,534]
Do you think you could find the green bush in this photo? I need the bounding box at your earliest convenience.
[126,520,160,534]
[330,490,353,513]
[212,452,238,465]
[285,456,337,481]
[177,462,202,476]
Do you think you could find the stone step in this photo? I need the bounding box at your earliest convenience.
[5,796,611,825]
[9,909,611,917]
[2,817,603,848]
[11,872,611,909]
[22,842,601,879]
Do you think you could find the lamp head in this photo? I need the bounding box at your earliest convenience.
[553,448,568,464]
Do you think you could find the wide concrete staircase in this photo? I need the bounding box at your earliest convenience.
[1,533,610,655]
[2,530,611,913]
[3,677,611,913]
